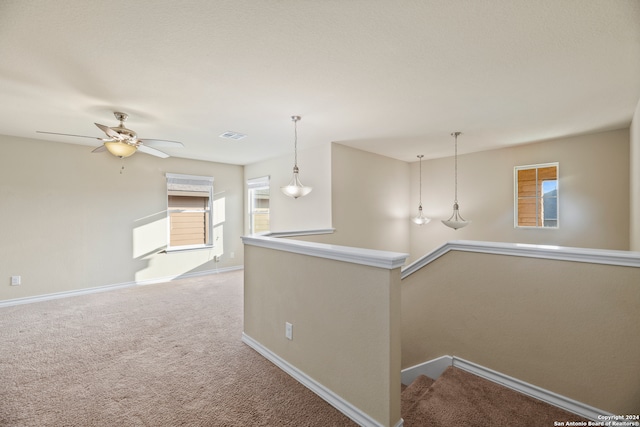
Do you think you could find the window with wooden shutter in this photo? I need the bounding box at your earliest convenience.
[166,173,214,249]
[514,163,558,228]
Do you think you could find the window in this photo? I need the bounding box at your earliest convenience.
[514,163,558,228]
[248,176,270,234]
[166,173,214,249]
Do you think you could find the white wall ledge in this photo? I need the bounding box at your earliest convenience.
[260,228,336,238]
[242,234,408,270]
[402,240,640,279]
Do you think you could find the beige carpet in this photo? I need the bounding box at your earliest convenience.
[0,270,357,426]
[401,367,590,427]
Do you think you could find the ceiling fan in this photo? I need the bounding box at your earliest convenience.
[37,112,184,158]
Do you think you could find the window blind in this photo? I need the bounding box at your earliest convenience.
[247,175,270,190]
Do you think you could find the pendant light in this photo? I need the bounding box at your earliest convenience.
[442,132,470,230]
[412,154,430,225]
[281,115,312,199]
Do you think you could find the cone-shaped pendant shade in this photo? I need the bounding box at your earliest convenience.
[281,116,312,199]
[442,132,471,230]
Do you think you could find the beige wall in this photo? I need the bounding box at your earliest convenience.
[0,135,244,301]
[303,143,411,253]
[330,143,410,253]
[401,250,640,415]
[251,143,411,254]
[244,244,402,427]
[244,144,332,233]
[253,130,631,260]
[409,129,630,262]
[631,99,640,251]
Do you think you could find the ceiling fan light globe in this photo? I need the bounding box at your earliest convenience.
[105,141,137,158]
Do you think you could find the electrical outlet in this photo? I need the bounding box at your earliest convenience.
[10,276,21,286]
[285,322,293,340]
[230,252,235,259]
[214,255,221,262]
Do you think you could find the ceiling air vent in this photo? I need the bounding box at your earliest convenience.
[219,131,247,140]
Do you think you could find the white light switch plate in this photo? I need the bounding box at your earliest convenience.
[285,322,293,340]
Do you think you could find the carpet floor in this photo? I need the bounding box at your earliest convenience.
[0,270,357,426]
[401,367,589,427]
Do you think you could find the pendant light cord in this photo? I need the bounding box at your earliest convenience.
[442,131,469,228]
[419,157,422,205]
[292,116,300,168]
[454,133,458,203]
[418,154,423,207]
[452,132,460,203]
[294,119,298,167]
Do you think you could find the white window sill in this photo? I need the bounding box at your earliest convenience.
[165,245,214,253]
[514,226,559,230]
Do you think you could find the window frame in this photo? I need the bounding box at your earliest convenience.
[166,173,214,251]
[247,176,270,235]
[514,162,559,229]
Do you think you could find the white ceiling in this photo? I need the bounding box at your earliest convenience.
[1,0,639,165]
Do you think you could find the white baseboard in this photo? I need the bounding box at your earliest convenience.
[242,333,403,427]
[401,355,612,422]
[0,266,244,308]
[134,265,244,286]
[401,355,453,386]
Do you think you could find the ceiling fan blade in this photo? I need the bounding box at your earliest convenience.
[36,131,104,140]
[137,144,170,158]
[91,145,107,153]
[95,123,121,139]
[139,139,184,148]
